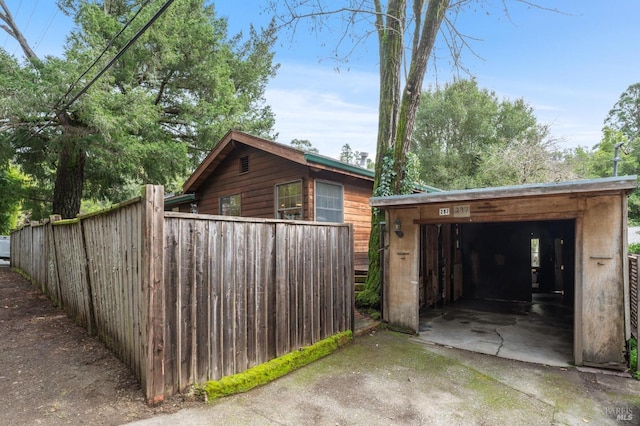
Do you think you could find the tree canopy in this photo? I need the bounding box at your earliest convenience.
[0,0,279,219]
[605,82,640,142]
[565,82,640,221]
[290,138,318,153]
[270,0,559,309]
[412,79,574,189]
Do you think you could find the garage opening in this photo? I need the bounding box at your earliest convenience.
[417,219,575,366]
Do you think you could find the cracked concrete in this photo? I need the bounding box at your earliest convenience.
[417,296,573,366]
[128,330,640,426]
[494,328,504,356]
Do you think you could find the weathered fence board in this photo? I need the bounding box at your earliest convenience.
[11,186,354,404]
[52,221,92,328]
[82,200,145,376]
[163,213,353,393]
[630,254,638,340]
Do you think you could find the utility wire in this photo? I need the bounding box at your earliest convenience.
[53,0,153,111]
[17,0,174,145]
[32,6,57,52]
[57,0,175,112]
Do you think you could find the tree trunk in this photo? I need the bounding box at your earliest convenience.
[0,0,38,60]
[52,143,86,219]
[358,0,450,309]
[392,0,450,191]
[357,0,407,309]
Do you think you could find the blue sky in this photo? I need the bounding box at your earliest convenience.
[3,1,639,159]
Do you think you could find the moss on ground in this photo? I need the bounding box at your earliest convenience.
[202,331,352,401]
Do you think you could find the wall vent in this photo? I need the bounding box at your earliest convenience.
[239,155,249,173]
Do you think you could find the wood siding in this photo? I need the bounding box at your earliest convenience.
[185,144,373,270]
[196,146,310,219]
[309,170,372,270]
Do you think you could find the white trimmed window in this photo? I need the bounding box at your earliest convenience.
[315,181,343,223]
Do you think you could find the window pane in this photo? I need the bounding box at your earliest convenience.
[531,238,540,268]
[220,194,241,216]
[277,181,302,220]
[316,182,343,223]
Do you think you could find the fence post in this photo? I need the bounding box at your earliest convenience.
[141,185,165,405]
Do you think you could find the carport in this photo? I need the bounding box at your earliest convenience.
[370,176,637,368]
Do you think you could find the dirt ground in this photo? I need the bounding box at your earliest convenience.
[0,264,201,425]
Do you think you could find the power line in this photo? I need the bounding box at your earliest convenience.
[53,0,153,111]
[33,6,59,53]
[14,0,175,146]
[57,0,175,112]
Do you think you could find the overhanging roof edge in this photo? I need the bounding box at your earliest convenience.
[370,175,639,207]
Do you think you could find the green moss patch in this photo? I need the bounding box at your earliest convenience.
[202,330,353,401]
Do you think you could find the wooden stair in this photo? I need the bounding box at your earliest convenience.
[354,269,368,296]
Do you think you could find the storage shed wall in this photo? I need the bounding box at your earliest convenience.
[579,194,626,366]
[382,191,629,366]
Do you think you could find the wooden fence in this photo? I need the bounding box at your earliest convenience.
[10,185,354,404]
[630,254,638,341]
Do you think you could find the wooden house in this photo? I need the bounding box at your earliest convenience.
[165,130,377,270]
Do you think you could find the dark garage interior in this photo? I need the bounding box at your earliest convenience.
[417,220,575,365]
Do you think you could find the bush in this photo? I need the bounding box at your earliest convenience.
[629,243,640,254]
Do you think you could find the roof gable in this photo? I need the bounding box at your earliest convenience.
[182,130,375,193]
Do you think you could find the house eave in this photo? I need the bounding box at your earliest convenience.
[370,176,639,208]
[164,193,196,207]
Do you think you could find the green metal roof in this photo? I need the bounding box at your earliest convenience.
[304,153,375,178]
[164,192,196,207]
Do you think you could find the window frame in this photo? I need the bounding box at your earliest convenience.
[314,180,344,223]
[219,193,242,216]
[275,180,303,220]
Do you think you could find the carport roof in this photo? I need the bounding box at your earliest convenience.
[370,175,638,207]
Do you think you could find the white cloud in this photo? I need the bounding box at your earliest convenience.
[266,63,379,158]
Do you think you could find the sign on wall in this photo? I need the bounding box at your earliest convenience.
[454,205,470,218]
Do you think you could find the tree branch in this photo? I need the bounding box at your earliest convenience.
[155,70,175,105]
[0,0,39,60]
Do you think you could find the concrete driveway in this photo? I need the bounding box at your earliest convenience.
[129,329,640,426]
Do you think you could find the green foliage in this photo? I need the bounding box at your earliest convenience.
[373,151,396,198]
[1,0,279,217]
[566,81,640,221]
[605,82,640,142]
[356,208,384,309]
[202,331,352,401]
[411,79,570,190]
[400,151,422,194]
[0,164,26,233]
[290,139,318,153]
[629,243,640,254]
